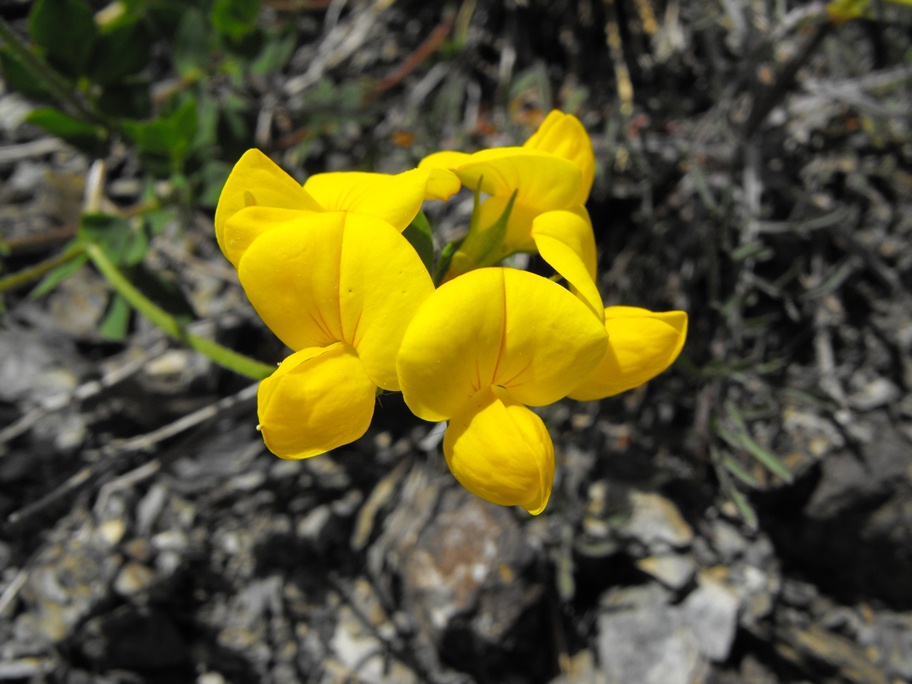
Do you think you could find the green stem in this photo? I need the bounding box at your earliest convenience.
[86,242,275,381]
[0,16,112,131]
[0,243,86,293]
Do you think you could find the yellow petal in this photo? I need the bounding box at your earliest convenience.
[568,307,688,401]
[453,148,581,208]
[257,343,376,459]
[524,111,596,206]
[214,149,323,256]
[418,150,471,172]
[443,386,554,515]
[423,167,462,201]
[303,168,429,231]
[222,206,316,269]
[336,214,435,390]
[238,212,345,351]
[238,212,433,390]
[531,210,603,321]
[397,267,607,422]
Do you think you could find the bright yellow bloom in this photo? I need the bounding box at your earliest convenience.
[237,212,434,458]
[568,307,688,401]
[397,267,607,513]
[215,149,458,268]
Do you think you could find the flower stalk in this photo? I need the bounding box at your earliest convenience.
[85,242,275,380]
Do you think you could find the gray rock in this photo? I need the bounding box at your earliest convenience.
[19,524,122,642]
[848,376,901,411]
[680,574,741,662]
[635,554,696,590]
[857,611,912,681]
[620,490,694,552]
[397,487,537,643]
[113,562,161,600]
[597,584,708,684]
[546,649,601,684]
[328,579,420,684]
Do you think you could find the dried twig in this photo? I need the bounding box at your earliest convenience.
[0,340,169,447]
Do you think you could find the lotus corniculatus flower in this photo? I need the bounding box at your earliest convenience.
[396,267,608,513]
[214,117,688,516]
[214,151,440,458]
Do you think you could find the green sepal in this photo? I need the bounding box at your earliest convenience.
[402,210,435,277]
[435,238,462,285]
[444,179,517,278]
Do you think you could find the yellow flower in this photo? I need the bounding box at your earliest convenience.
[215,149,458,268]
[237,211,434,458]
[397,267,607,513]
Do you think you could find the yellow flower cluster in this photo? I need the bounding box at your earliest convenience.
[214,111,687,514]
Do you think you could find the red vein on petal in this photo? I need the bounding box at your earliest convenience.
[491,269,508,385]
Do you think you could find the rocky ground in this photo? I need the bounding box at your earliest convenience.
[2,1,912,683]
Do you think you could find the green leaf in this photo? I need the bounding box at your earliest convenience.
[123,99,197,168]
[26,108,106,154]
[0,48,54,100]
[827,0,872,21]
[78,213,137,266]
[29,0,98,78]
[96,78,151,120]
[738,432,793,484]
[30,250,88,297]
[88,17,151,85]
[722,455,760,488]
[173,7,211,77]
[143,206,176,237]
[99,292,132,340]
[210,0,261,41]
[198,160,232,208]
[402,211,435,277]
[727,483,758,531]
[250,30,296,75]
[716,405,793,484]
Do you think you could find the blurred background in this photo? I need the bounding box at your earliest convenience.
[1,1,912,682]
